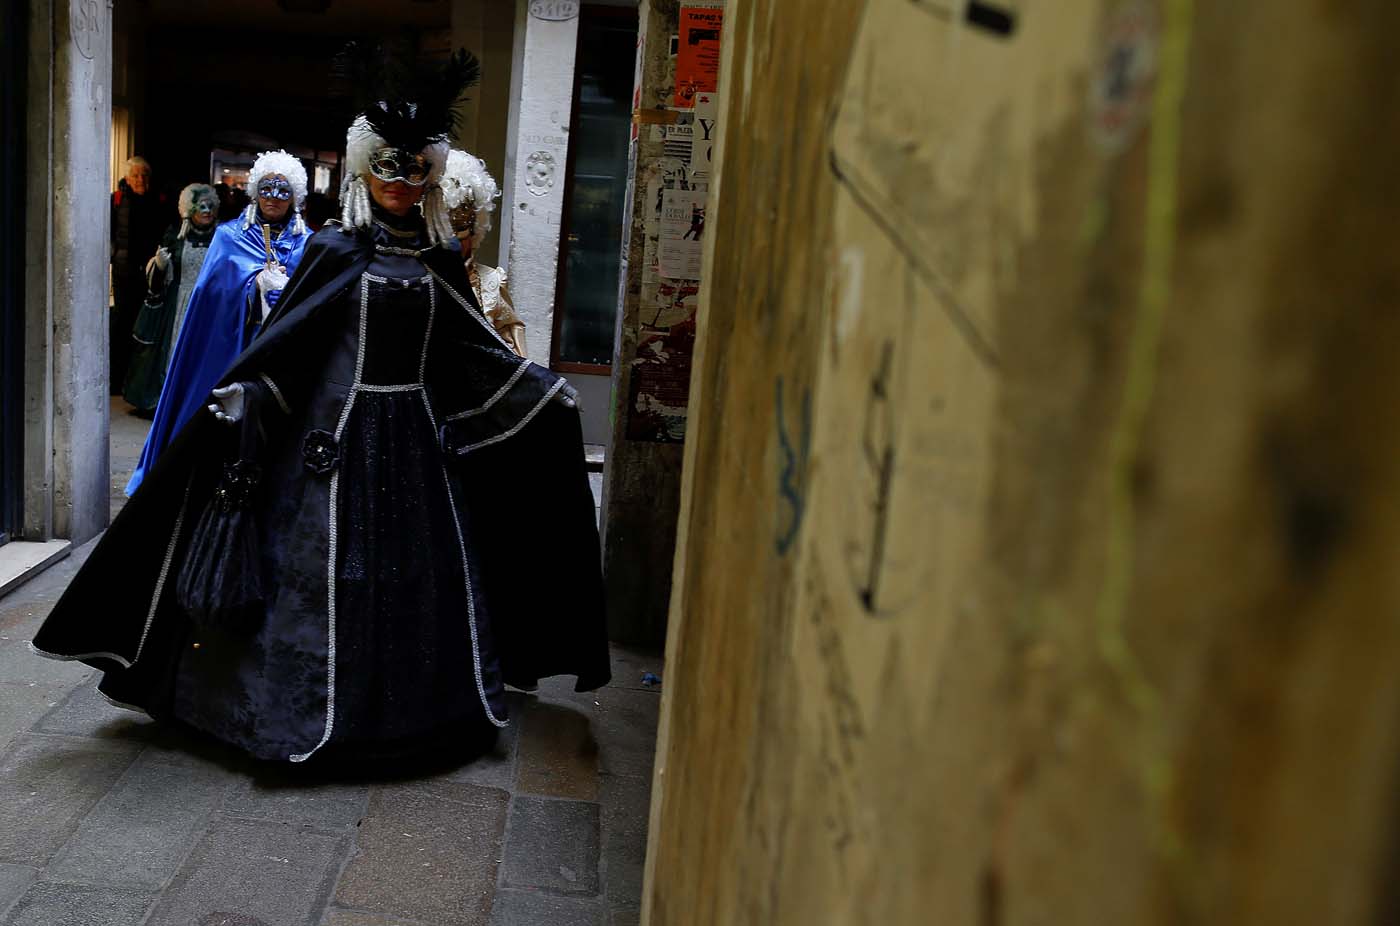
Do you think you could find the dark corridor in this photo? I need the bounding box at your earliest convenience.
[114,0,456,213]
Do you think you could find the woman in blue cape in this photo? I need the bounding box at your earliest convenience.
[126,151,312,495]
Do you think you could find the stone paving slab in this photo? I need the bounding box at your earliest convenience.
[438,693,525,792]
[0,605,46,637]
[333,782,509,926]
[487,889,606,926]
[531,676,601,711]
[0,866,36,917]
[0,597,65,637]
[130,724,255,774]
[45,751,237,889]
[599,773,652,910]
[0,882,154,926]
[0,683,68,756]
[0,736,143,865]
[30,679,153,742]
[501,797,601,896]
[143,817,348,926]
[224,773,370,832]
[515,701,599,801]
[321,909,437,926]
[0,505,662,926]
[609,907,640,926]
[591,689,660,780]
[196,914,298,926]
[0,531,96,619]
[603,647,666,694]
[0,643,90,691]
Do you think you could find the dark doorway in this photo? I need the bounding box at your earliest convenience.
[120,1,456,214]
[0,0,29,545]
[106,2,459,504]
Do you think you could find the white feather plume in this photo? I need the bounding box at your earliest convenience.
[439,148,499,247]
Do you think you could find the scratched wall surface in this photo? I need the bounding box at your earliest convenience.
[644,1,1400,924]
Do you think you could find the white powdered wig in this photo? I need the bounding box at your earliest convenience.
[176,183,218,240]
[240,149,309,235]
[439,149,499,249]
[340,116,455,249]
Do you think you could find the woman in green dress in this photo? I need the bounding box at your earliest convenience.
[123,183,220,415]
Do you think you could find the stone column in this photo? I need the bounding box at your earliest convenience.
[25,0,112,543]
[449,0,516,268]
[500,0,580,364]
[601,0,724,645]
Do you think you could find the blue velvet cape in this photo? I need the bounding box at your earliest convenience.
[126,216,309,495]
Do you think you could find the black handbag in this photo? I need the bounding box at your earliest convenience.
[174,381,267,631]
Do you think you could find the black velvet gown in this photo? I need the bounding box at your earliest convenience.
[32,209,610,764]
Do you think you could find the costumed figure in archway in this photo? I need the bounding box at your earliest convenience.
[122,183,221,416]
[125,150,312,495]
[32,44,608,765]
[439,148,528,357]
[111,157,168,394]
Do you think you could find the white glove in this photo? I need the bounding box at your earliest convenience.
[554,382,579,410]
[257,265,288,292]
[208,383,245,425]
[154,246,171,271]
[256,266,289,322]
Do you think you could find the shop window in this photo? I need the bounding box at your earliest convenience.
[551,5,639,371]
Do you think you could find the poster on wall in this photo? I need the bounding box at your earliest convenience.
[675,6,724,108]
[663,119,694,163]
[626,317,697,443]
[658,188,707,280]
[691,92,719,181]
[651,280,700,330]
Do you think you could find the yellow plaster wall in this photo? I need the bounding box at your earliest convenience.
[645,1,1400,923]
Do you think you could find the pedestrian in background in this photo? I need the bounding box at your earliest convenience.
[110,156,167,394]
[440,148,527,357]
[122,183,221,417]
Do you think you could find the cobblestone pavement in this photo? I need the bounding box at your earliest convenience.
[0,400,661,926]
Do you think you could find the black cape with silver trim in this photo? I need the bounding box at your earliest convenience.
[32,220,610,762]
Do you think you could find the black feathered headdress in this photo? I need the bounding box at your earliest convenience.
[332,40,481,150]
[333,39,484,247]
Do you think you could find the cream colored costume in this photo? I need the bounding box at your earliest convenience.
[439,149,527,358]
[468,260,527,358]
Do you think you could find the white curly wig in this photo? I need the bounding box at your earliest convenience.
[241,149,309,234]
[176,183,219,240]
[439,149,499,249]
[339,115,455,248]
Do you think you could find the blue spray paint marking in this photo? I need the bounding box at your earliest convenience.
[775,377,812,556]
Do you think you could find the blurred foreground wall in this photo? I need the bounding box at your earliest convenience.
[645,1,1400,923]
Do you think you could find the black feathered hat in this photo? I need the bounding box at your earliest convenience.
[333,40,481,153]
[333,39,483,246]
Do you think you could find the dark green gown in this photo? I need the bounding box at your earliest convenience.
[123,223,215,412]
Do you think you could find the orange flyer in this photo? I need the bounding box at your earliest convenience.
[675,7,724,108]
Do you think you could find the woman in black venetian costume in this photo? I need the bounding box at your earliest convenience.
[30,47,609,765]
